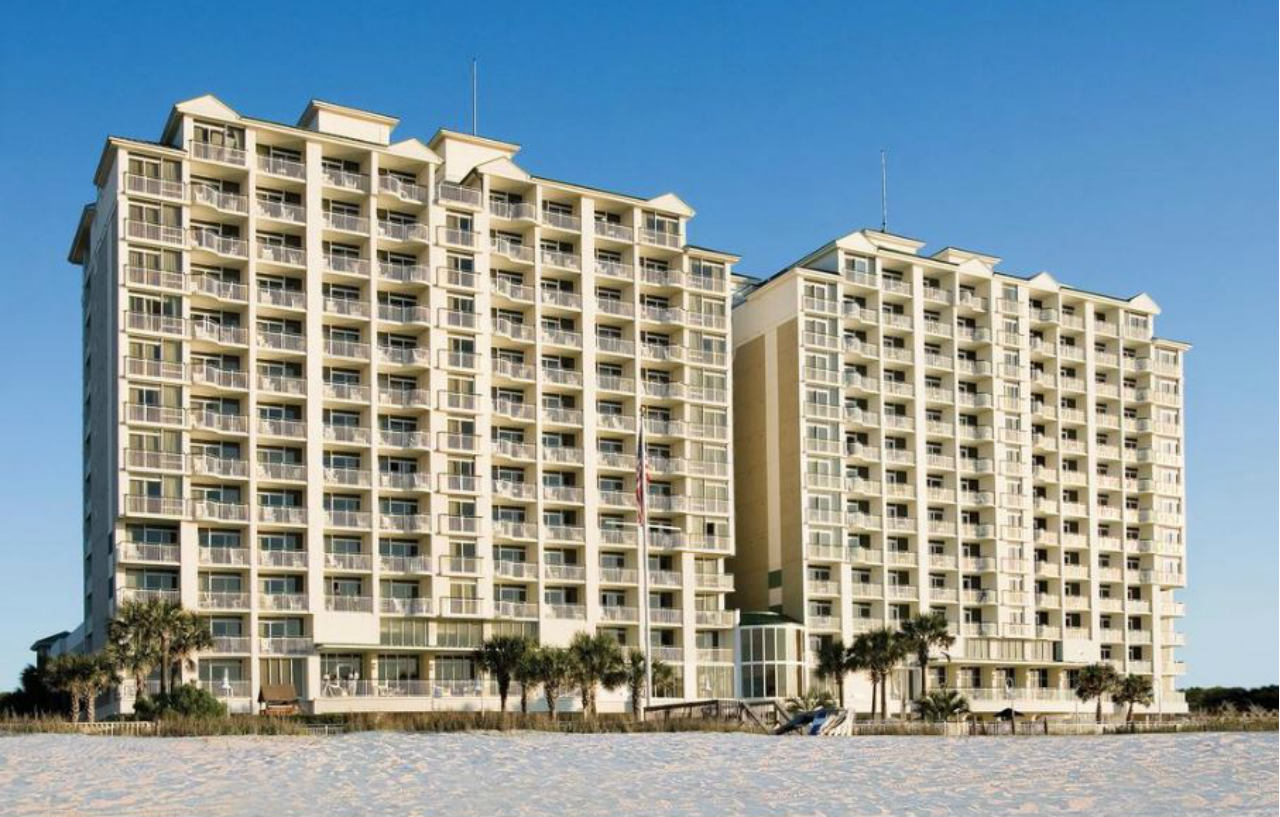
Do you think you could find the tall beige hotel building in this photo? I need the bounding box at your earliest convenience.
[67,94,1187,717]
[69,96,738,713]
[732,229,1188,715]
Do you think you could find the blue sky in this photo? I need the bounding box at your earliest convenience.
[0,1,1274,688]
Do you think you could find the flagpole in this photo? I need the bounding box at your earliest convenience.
[638,407,652,720]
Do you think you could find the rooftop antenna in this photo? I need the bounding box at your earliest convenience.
[471,58,478,136]
[880,148,888,232]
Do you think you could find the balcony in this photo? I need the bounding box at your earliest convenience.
[437,226,478,248]
[191,184,247,214]
[382,513,433,533]
[191,500,248,522]
[190,140,246,166]
[258,505,307,525]
[199,546,250,566]
[189,229,248,258]
[379,596,433,616]
[321,166,368,192]
[435,181,482,208]
[116,541,179,563]
[259,637,313,655]
[198,591,248,610]
[259,593,308,612]
[326,595,374,613]
[325,510,371,529]
[125,173,185,200]
[124,494,185,517]
[378,174,427,202]
[379,554,432,574]
[259,549,307,569]
[257,243,306,267]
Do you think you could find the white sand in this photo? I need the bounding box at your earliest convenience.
[0,731,1274,817]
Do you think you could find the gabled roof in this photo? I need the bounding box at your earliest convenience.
[162,93,240,143]
[1127,292,1160,313]
[466,155,530,184]
[299,98,399,128]
[931,246,1002,267]
[427,128,521,155]
[645,192,694,218]
[385,138,441,164]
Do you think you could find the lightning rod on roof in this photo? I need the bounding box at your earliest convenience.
[880,148,888,233]
[471,58,478,135]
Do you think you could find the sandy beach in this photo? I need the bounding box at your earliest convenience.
[0,731,1274,817]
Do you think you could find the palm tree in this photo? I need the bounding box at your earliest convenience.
[513,648,541,715]
[1112,674,1154,722]
[850,628,905,720]
[651,659,677,699]
[568,631,625,718]
[532,646,574,721]
[46,654,86,722]
[152,602,186,695]
[897,611,955,700]
[813,638,850,705]
[916,688,970,722]
[47,653,116,723]
[79,654,117,724]
[474,635,531,713]
[622,649,649,720]
[1074,662,1120,723]
[169,613,214,692]
[784,688,837,715]
[106,600,161,700]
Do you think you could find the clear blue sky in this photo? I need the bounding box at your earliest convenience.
[0,1,1274,688]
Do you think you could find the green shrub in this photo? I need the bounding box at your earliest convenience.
[133,684,227,720]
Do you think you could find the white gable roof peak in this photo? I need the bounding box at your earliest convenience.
[645,192,694,217]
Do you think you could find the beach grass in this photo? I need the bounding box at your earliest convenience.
[0,710,1273,737]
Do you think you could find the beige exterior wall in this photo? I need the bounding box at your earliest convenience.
[70,95,739,713]
[731,229,1189,717]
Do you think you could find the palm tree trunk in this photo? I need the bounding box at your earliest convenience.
[880,673,888,721]
[869,680,877,719]
[1095,696,1103,724]
[1127,702,1134,723]
[86,690,97,723]
[919,656,929,699]
[837,677,845,708]
[545,687,558,721]
[519,687,529,714]
[70,691,82,724]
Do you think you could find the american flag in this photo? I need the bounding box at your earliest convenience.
[635,410,649,525]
